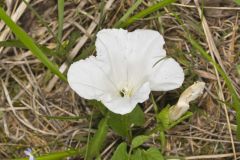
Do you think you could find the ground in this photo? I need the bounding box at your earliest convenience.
[0,0,240,159]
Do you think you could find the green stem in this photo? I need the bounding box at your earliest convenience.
[150,93,158,114]
[127,146,133,160]
[84,114,93,160]
[159,131,166,152]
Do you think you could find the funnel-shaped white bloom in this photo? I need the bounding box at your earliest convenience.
[169,81,205,121]
[68,29,184,114]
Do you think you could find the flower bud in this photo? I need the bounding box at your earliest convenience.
[169,81,205,121]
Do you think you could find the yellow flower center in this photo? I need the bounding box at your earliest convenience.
[119,87,133,97]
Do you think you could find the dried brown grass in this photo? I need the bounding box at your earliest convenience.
[0,0,240,159]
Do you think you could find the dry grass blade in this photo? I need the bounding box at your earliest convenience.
[228,13,238,63]
[0,0,31,52]
[194,0,237,159]
[45,17,98,92]
[1,80,57,136]
[45,0,114,92]
[185,152,240,159]
[193,0,225,71]
[172,2,240,10]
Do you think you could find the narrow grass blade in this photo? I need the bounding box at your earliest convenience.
[44,115,81,121]
[0,7,67,81]
[0,39,26,48]
[172,12,240,138]
[96,0,105,31]
[22,0,63,50]
[0,39,58,56]
[117,0,176,28]
[77,0,175,61]
[57,0,64,45]
[150,93,159,113]
[113,0,143,27]
[14,149,82,160]
[85,117,109,160]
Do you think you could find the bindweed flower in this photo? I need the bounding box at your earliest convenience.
[24,148,35,160]
[169,81,205,121]
[68,29,184,114]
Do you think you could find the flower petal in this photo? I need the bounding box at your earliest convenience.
[102,82,150,115]
[67,56,117,100]
[96,29,166,62]
[127,30,167,89]
[96,29,128,58]
[127,29,166,62]
[24,148,32,156]
[24,151,30,156]
[95,29,129,89]
[95,29,166,90]
[149,58,184,91]
[29,155,35,160]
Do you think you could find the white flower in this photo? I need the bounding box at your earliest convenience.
[24,148,35,160]
[68,29,184,115]
[169,81,205,121]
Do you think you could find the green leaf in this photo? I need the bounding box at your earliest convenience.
[85,117,109,160]
[131,135,150,149]
[144,148,164,160]
[157,106,170,130]
[111,142,128,160]
[108,112,129,137]
[131,149,145,160]
[108,106,144,137]
[131,148,164,160]
[0,7,67,81]
[129,105,145,126]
